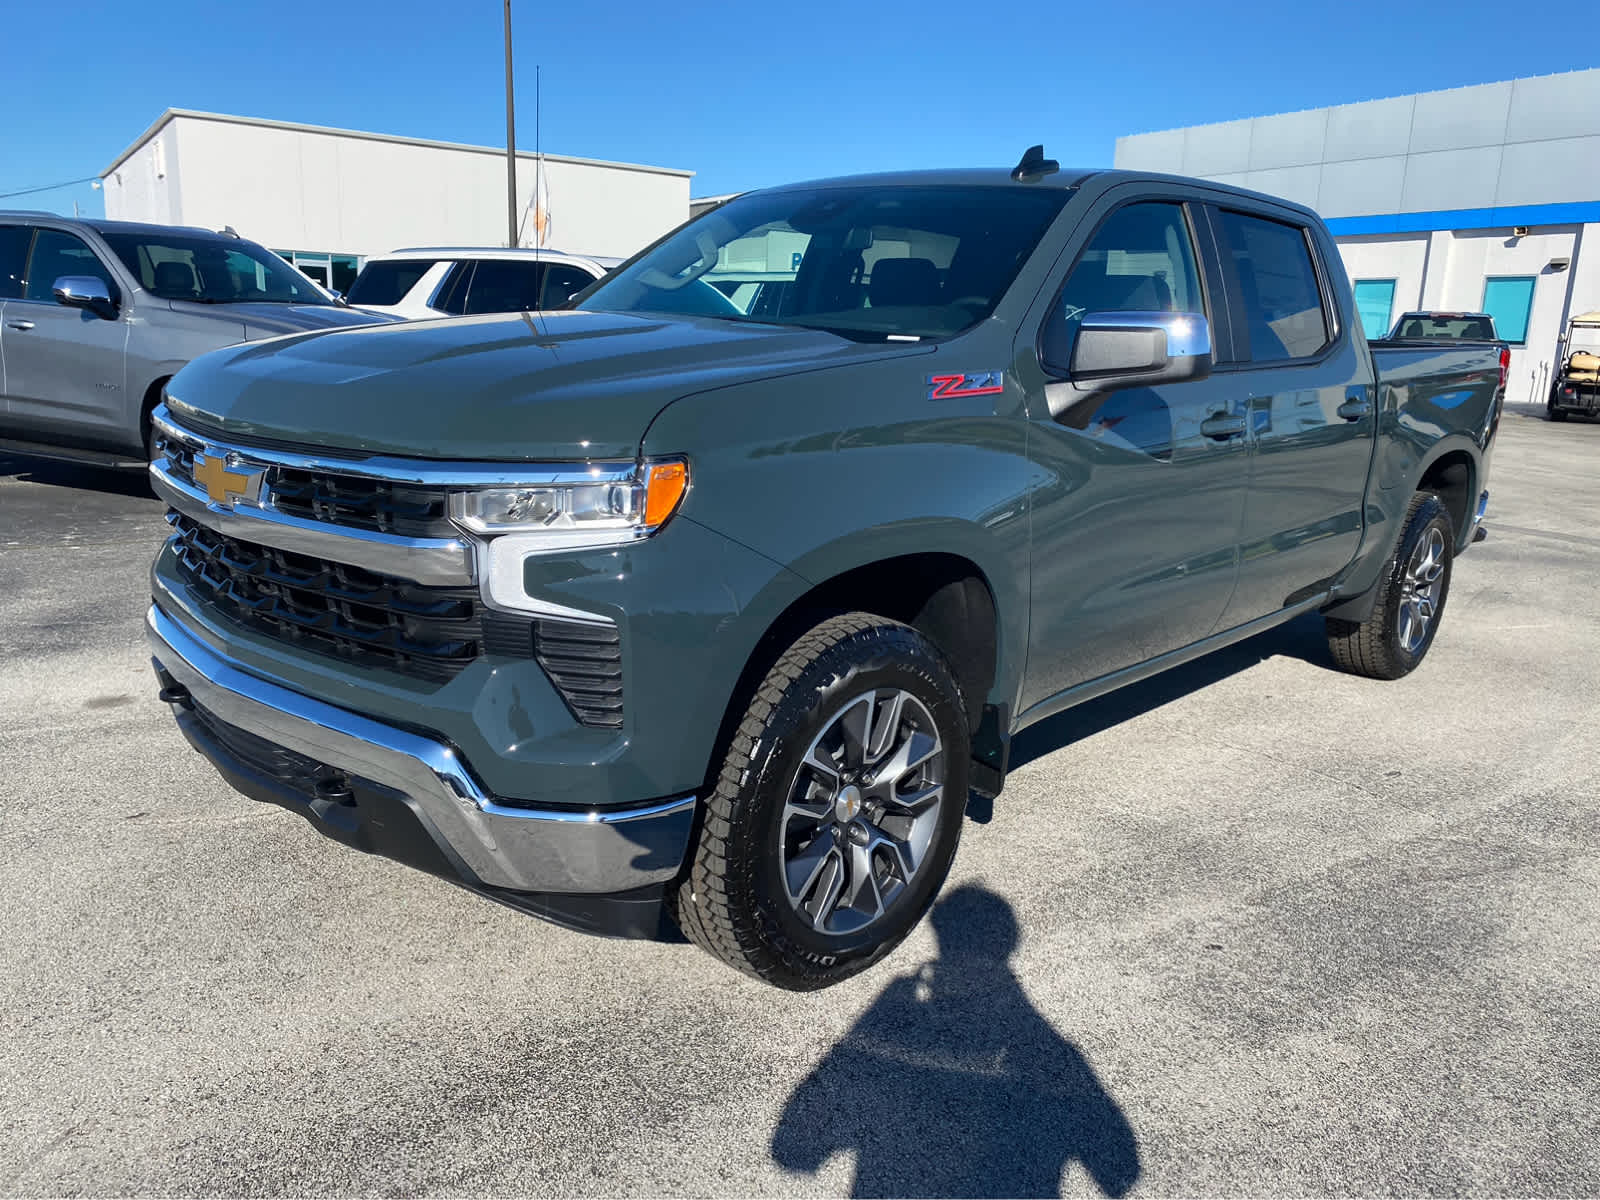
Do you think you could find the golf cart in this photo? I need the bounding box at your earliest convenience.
[1549,310,1600,422]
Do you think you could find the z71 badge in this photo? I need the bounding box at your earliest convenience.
[926,371,1005,400]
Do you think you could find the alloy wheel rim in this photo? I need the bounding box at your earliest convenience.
[778,688,945,936]
[1398,526,1447,653]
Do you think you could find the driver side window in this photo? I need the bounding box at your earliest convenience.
[23,229,119,304]
[1048,202,1202,349]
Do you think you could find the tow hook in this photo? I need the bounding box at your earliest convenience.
[157,681,192,708]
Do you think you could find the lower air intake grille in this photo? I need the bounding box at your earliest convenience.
[189,698,326,794]
[534,619,624,729]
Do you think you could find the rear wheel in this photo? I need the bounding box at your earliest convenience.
[1548,403,1568,422]
[1326,492,1454,680]
[670,613,970,990]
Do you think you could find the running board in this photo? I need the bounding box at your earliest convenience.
[0,438,147,471]
[1013,592,1332,734]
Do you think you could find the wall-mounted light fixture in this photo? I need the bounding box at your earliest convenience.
[1512,225,1530,237]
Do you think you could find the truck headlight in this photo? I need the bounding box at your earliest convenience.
[450,460,688,613]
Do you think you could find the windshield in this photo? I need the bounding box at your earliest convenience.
[578,184,1069,340]
[99,230,334,305]
[345,258,439,307]
[1393,314,1497,340]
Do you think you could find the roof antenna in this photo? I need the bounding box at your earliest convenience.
[1011,144,1059,182]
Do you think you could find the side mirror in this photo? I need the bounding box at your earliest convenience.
[1041,311,1211,416]
[53,275,116,318]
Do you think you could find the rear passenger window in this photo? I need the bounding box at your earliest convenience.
[463,260,544,314]
[347,259,437,306]
[0,226,28,299]
[1217,211,1330,361]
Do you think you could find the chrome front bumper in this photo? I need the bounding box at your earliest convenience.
[146,603,694,895]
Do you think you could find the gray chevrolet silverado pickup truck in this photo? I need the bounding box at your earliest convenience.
[145,153,1507,990]
[0,214,385,467]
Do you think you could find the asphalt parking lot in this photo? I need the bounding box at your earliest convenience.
[2,404,1598,1196]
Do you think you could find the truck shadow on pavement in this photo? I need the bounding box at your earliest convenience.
[771,885,1141,1198]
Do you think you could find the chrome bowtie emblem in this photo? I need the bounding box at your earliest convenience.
[192,449,263,508]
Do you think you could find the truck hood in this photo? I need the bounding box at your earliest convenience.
[166,299,395,339]
[165,310,928,460]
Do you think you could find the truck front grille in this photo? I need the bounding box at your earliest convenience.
[268,468,454,539]
[168,512,532,684]
[153,424,455,538]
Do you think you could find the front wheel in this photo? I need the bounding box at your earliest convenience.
[670,613,970,990]
[1326,492,1455,680]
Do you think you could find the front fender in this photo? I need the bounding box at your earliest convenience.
[642,354,1037,716]
[773,518,1028,710]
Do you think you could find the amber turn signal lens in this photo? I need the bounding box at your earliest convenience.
[644,461,689,527]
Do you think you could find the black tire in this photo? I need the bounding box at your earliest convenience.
[1326,492,1455,680]
[1548,404,1568,422]
[669,613,970,990]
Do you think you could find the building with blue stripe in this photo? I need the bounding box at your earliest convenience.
[1115,69,1600,408]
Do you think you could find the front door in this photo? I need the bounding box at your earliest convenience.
[4,228,130,447]
[1020,199,1252,710]
[1207,207,1375,627]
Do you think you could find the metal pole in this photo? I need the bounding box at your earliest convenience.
[503,0,518,248]
[535,64,541,248]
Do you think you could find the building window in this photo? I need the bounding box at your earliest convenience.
[1481,276,1536,345]
[331,255,359,297]
[1352,279,1396,339]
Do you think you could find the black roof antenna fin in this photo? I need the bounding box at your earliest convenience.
[1011,144,1060,183]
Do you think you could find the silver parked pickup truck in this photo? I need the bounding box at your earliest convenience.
[0,214,390,467]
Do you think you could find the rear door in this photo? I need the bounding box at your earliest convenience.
[3,226,132,447]
[1019,191,1253,706]
[0,222,33,425]
[1208,205,1376,628]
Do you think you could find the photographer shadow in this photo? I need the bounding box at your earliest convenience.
[772,885,1140,1198]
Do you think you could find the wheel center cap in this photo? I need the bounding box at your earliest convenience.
[834,784,863,824]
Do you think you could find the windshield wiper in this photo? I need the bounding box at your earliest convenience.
[778,321,921,343]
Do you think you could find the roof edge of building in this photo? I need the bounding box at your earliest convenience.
[101,108,694,180]
[1114,65,1600,143]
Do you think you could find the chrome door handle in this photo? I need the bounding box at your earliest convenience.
[1200,412,1247,440]
[5,319,35,331]
[1337,399,1371,421]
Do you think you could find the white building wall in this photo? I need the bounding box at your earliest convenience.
[103,113,690,263]
[1429,227,1579,405]
[1115,69,1600,217]
[105,124,182,227]
[1336,235,1430,325]
[1115,70,1600,409]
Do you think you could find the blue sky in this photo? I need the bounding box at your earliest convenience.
[3,0,1594,218]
